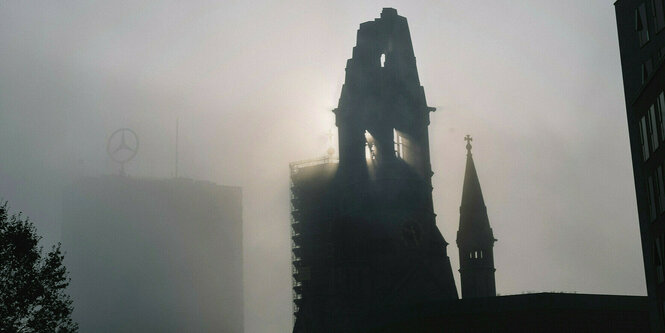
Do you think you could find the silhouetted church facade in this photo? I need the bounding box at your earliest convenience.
[291,8,649,332]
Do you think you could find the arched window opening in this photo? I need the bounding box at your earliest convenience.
[380,53,386,67]
[365,131,376,160]
[393,129,404,158]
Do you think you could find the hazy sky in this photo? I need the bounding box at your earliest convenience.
[0,1,642,332]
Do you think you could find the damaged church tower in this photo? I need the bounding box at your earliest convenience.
[291,8,457,332]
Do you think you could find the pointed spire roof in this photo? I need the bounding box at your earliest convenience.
[458,135,493,240]
[460,135,486,211]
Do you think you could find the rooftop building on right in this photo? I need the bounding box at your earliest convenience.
[615,1,665,331]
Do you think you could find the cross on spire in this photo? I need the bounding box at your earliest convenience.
[464,135,473,153]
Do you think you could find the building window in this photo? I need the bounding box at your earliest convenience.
[658,166,665,213]
[654,170,663,214]
[658,92,665,140]
[651,104,660,151]
[650,175,658,221]
[365,130,376,160]
[380,53,386,67]
[637,3,651,46]
[365,144,374,160]
[643,59,654,84]
[654,0,665,32]
[393,129,404,158]
[641,115,651,160]
[656,236,665,283]
[659,47,665,61]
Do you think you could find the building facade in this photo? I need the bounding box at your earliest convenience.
[616,1,665,331]
[62,176,243,332]
[290,156,339,330]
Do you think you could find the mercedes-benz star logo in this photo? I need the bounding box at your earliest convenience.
[107,128,139,174]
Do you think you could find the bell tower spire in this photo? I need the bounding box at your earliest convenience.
[457,135,497,298]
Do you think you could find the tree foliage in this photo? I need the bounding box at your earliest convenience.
[0,202,78,332]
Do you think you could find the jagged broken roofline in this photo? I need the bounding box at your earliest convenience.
[289,156,338,174]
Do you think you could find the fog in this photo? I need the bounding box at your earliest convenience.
[0,1,643,332]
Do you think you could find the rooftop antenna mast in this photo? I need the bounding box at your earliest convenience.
[175,117,179,178]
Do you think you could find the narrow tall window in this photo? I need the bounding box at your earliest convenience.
[655,170,663,214]
[380,53,386,67]
[658,166,665,213]
[365,131,376,160]
[643,59,654,83]
[651,104,660,151]
[658,92,665,140]
[641,115,651,160]
[637,3,651,46]
[656,237,664,283]
[650,175,658,221]
[393,129,404,158]
[654,0,665,32]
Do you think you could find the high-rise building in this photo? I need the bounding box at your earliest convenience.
[291,8,458,332]
[289,156,338,331]
[616,1,665,331]
[62,176,243,332]
[457,137,497,299]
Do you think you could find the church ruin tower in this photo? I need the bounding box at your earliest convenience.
[335,7,436,178]
[292,9,458,332]
[457,136,497,298]
[331,7,457,328]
